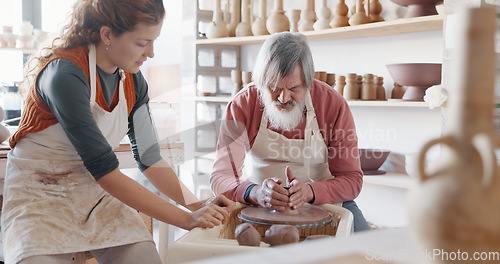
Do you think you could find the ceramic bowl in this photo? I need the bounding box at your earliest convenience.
[390,0,443,18]
[386,63,442,101]
[359,148,391,174]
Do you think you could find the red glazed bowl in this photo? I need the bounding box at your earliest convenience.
[359,148,391,175]
[386,63,442,101]
[390,0,443,18]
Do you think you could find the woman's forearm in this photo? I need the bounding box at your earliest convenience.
[143,159,204,212]
[97,168,197,230]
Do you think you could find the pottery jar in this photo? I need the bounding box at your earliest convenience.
[408,7,500,263]
[236,0,253,37]
[298,0,316,32]
[206,0,228,39]
[266,0,289,34]
[252,0,270,36]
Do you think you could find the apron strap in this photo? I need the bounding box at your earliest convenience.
[88,44,97,104]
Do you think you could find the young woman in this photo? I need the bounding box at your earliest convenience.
[1,1,234,263]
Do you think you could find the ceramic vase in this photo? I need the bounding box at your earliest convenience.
[334,75,346,95]
[289,9,301,33]
[236,0,253,37]
[252,0,270,36]
[227,0,240,37]
[206,0,229,39]
[408,7,500,263]
[391,83,405,99]
[298,0,316,32]
[375,76,386,100]
[349,0,371,26]
[330,0,350,28]
[343,73,359,100]
[314,0,332,30]
[361,73,376,100]
[266,0,289,34]
[370,0,385,22]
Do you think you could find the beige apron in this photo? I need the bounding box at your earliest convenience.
[246,91,335,188]
[1,44,152,264]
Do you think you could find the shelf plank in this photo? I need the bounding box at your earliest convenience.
[363,172,415,189]
[195,15,446,46]
[347,100,430,107]
[184,96,233,103]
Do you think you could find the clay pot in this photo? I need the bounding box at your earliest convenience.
[289,9,301,33]
[236,0,253,37]
[370,0,385,22]
[298,0,316,32]
[226,0,240,37]
[251,0,270,36]
[266,0,289,34]
[391,83,405,99]
[349,0,371,26]
[313,0,332,30]
[235,223,261,247]
[343,73,359,100]
[408,8,500,263]
[206,0,228,39]
[330,0,350,28]
[265,225,300,246]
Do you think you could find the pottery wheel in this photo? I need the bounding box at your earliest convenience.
[238,204,332,228]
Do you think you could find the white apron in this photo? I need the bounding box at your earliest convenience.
[246,91,335,188]
[1,44,152,264]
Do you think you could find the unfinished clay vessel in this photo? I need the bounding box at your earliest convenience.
[265,225,300,246]
[408,8,500,263]
[235,223,261,247]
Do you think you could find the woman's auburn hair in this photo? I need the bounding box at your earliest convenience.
[21,0,165,95]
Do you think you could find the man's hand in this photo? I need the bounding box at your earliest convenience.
[248,177,289,211]
[286,166,314,210]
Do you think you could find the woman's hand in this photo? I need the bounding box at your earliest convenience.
[286,166,314,210]
[249,177,289,211]
[188,198,233,229]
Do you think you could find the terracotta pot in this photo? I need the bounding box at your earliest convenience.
[266,0,289,34]
[330,0,350,28]
[408,8,500,263]
[349,0,371,25]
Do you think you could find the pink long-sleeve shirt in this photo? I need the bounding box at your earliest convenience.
[210,79,363,205]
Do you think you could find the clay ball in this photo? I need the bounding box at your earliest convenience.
[235,223,261,247]
[265,224,300,246]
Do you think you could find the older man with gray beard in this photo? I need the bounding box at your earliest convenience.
[210,32,370,232]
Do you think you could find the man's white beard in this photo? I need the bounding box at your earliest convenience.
[261,91,306,131]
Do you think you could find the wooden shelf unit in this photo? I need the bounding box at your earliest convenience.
[195,15,446,46]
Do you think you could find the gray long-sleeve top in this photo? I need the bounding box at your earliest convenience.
[36,59,162,180]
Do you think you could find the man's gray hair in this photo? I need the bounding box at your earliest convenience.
[253,32,315,92]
